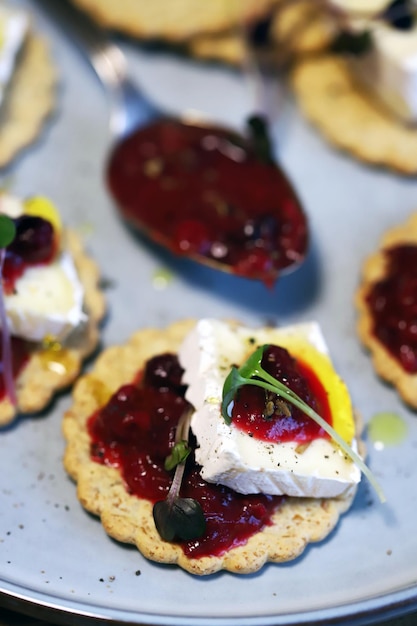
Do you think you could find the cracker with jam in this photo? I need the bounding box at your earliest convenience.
[63,319,362,576]
[289,2,417,174]
[0,197,105,426]
[0,24,56,168]
[356,213,417,407]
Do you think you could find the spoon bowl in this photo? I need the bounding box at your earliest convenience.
[37,0,308,286]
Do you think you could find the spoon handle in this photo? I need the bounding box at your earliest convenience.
[34,0,157,136]
[36,0,126,86]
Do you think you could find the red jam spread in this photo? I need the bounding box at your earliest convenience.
[0,334,30,401]
[366,244,417,373]
[3,215,56,294]
[232,345,331,442]
[88,353,282,558]
[106,118,308,286]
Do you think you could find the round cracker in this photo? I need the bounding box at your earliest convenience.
[188,1,336,66]
[291,54,417,174]
[63,319,359,576]
[0,229,106,427]
[70,0,280,42]
[0,33,56,169]
[356,213,417,407]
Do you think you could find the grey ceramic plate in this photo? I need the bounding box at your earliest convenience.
[1,1,417,625]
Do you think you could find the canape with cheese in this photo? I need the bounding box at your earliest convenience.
[0,193,105,426]
[63,318,366,576]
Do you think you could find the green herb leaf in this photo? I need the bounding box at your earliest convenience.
[0,214,16,248]
[164,439,191,471]
[221,344,386,503]
[153,497,206,542]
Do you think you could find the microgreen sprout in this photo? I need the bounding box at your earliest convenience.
[221,345,386,503]
[0,214,17,406]
[153,407,206,542]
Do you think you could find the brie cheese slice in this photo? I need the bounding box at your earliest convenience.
[5,251,87,342]
[178,318,361,499]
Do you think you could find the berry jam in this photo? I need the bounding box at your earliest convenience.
[232,345,331,442]
[106,119,308,286]
[366,244,417,373]
[88,353,282,559]
[0,334,30,400]
[3,215,56,294]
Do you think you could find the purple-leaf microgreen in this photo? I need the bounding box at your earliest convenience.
[0,214,17,406]
[153,407,206,542]
[221,344,386,503]
[247,115,275,165]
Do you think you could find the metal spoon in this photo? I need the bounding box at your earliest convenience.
[35,0,308,286]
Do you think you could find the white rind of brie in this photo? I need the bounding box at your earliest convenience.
[5,251,87,343]
[0,6,29,110]
[327,0,417,123]
[178,319,361,499]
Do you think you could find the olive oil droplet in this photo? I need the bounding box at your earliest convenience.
[39,336,77,376]
[368,412,408,450]
[152,268,174,290]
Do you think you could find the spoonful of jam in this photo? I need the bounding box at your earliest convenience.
[37,0,308,286]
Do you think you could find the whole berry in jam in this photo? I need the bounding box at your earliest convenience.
[244,214,279,248]
[143,353,185,393]
[2,215,56,294]
[8,215,55,264]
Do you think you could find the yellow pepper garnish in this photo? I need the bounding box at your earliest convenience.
[23,196,62,235]
[273,335,355,444]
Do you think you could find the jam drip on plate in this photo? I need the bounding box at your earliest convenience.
[232,345,332,442]
[3,215,56,294]
[366,244,417,373]
[88,353,282,558]
[106,119,308,286]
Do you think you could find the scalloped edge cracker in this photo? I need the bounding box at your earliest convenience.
[63,319,360,576]
[0,229,106,427]
[70,0,280,43]
[0,33,57,169]
[189,0,336,66]
[291,54,417,174]
[356,212,417,407]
